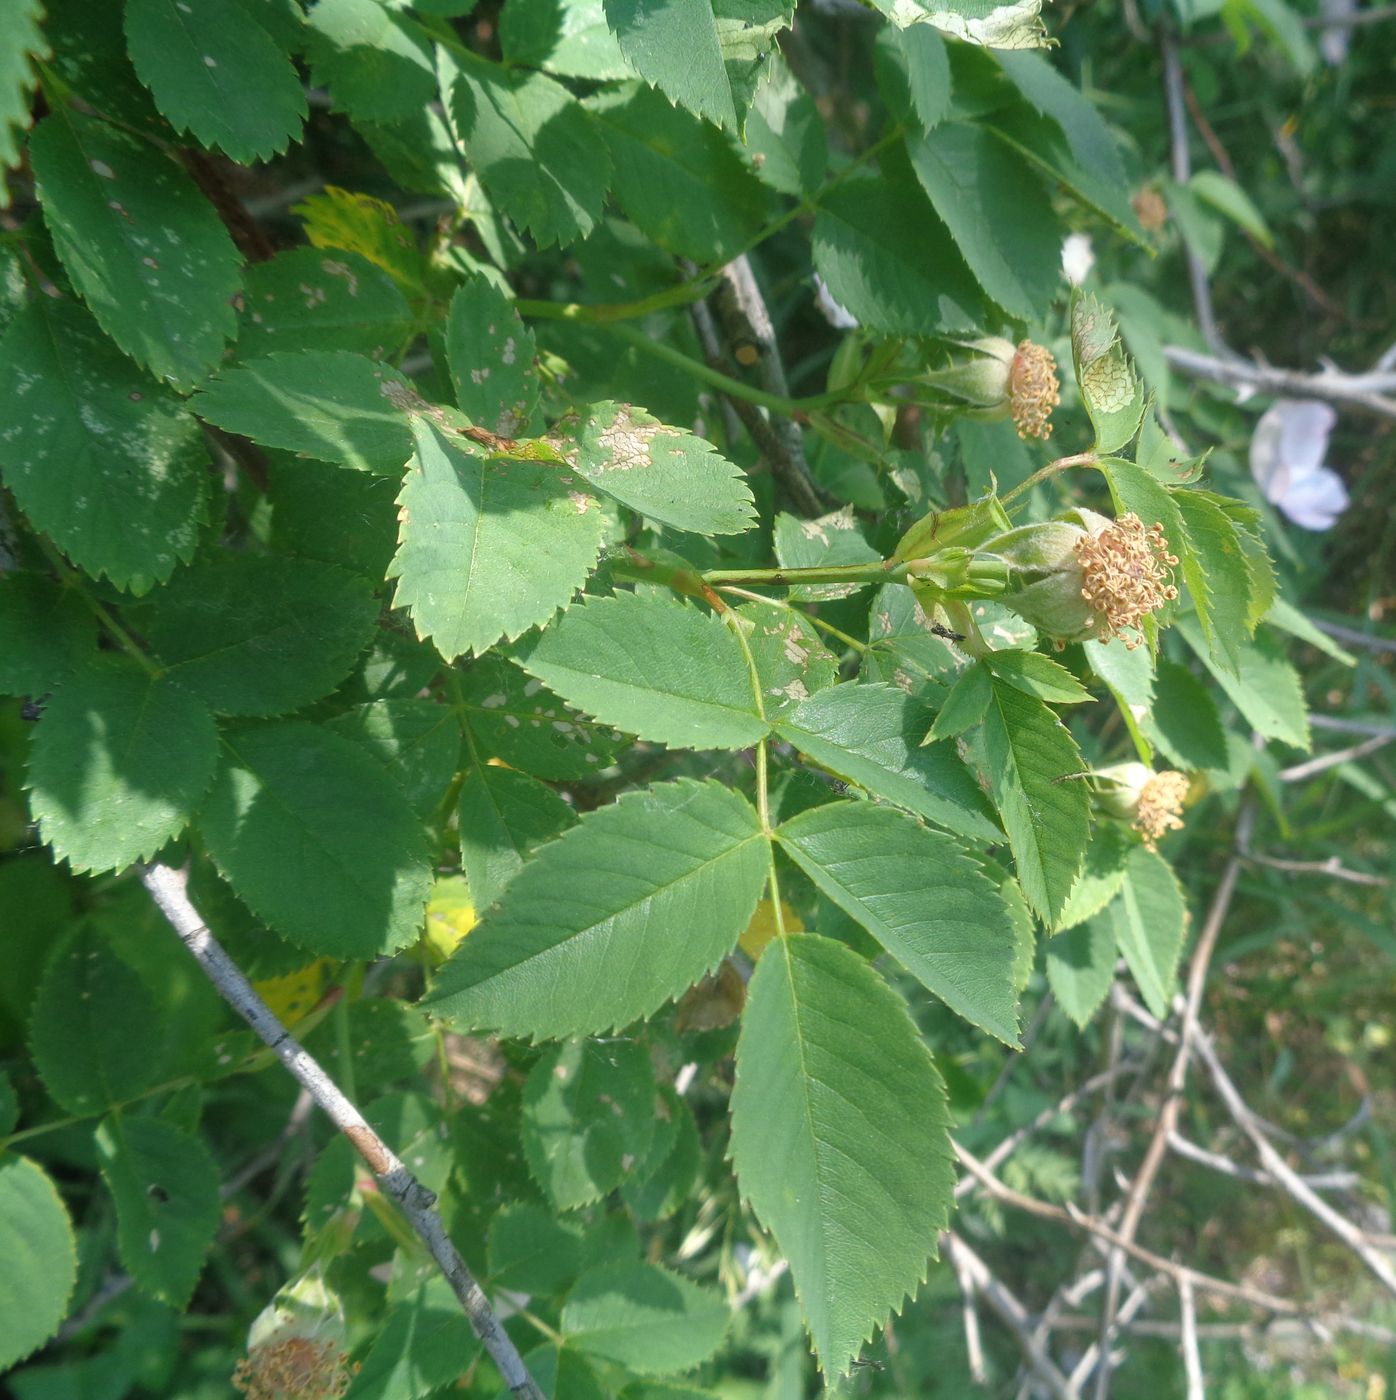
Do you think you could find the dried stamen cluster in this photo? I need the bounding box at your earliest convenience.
[1009,340,1061,440]
[1075,513,1179,646]
[232,1337,355,1400]
[1134,769,1190,847]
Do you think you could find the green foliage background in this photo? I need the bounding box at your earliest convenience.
[0,1,1392,1397]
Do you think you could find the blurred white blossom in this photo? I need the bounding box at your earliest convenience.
[1061,232,1095,286]
[1249,399,1348,531]
[812,273,858,329]
[1319,0,1356,65]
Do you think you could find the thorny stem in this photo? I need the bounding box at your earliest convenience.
[713,585,869,654]
[702,559,912,589]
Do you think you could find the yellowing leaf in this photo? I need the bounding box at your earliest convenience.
[293,186,428,296]
[253,959,332,1026]
[423,875,478,964]
[739,897,803,961]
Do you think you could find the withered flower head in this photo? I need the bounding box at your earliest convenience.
[1134,770,1190,847]
[1008,340,1061,440]
[1074,513,1179,648]
[233,1337,353,1400]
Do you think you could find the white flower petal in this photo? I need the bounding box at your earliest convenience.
[1275,398,1337,477]
[1249,404,1288,495]
[1276,466,1349,531]
[1061,232,1094,286]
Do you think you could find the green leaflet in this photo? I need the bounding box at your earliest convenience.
[0,299,209,593]
[870,0,1049,49]
[772,507,879,601]
[447,51,612,248]
[346,1276,482,1400]
[1142,658,1229,771]
[983,650,1093,706]
[1110,845,1187,1019]
[0,1156,77,1370]
[329,699,462,820]
[455,655,624,780]
[96,1115,220,1308]
[137,556,380,717]
[1070,293,1145,456]
[28,668,218,874]
[424,779,767,1039]
[1045,915,1115,1028]
[501,0,634,81]
[487,1203,586,1296]
[586,84,771,265]
[389,418,607,661]
[547,400,756,536]
[622,1088,701,1221]
[906,123,1060,321]
[0,0,45,180]
[124,0,306,163]
[194,351,417,474]
[812,172,985,337]
[457,760,576,912]
[445,277,539,437]
[877,24,952,133]
[232,248,414,364]
[981,678,1090,927]
[198,722,432,959]
[600,0,794,134]
[562,1262,730,1374]
[28,925,167,1115]
[521,1039,656,1209]
[0,574,96,696]
[1055,821,1132,931]
[1178,616,1310,751]
[730,933,954,1376]
[30,108,241,386]
[1175,488,1255,677]
[305,0,436,125]
[776,800,1021,1045]
[745,53,827,197]
[927,661,993,742]
[514,592,770,751]
[737,599,839,719]
[776,683,1000,840]
[1083,634,1156,763]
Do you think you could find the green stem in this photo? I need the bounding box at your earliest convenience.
[702,560,912,589]
[713,585,868,654]
[599,322,852,417]
[515,276,719,326]
[1000,453,1100,507]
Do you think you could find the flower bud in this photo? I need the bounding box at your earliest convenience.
[1096,762,1190,848]
[892,493,1012,564]
[985,510,1179,648]
[921,338,1061,440]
